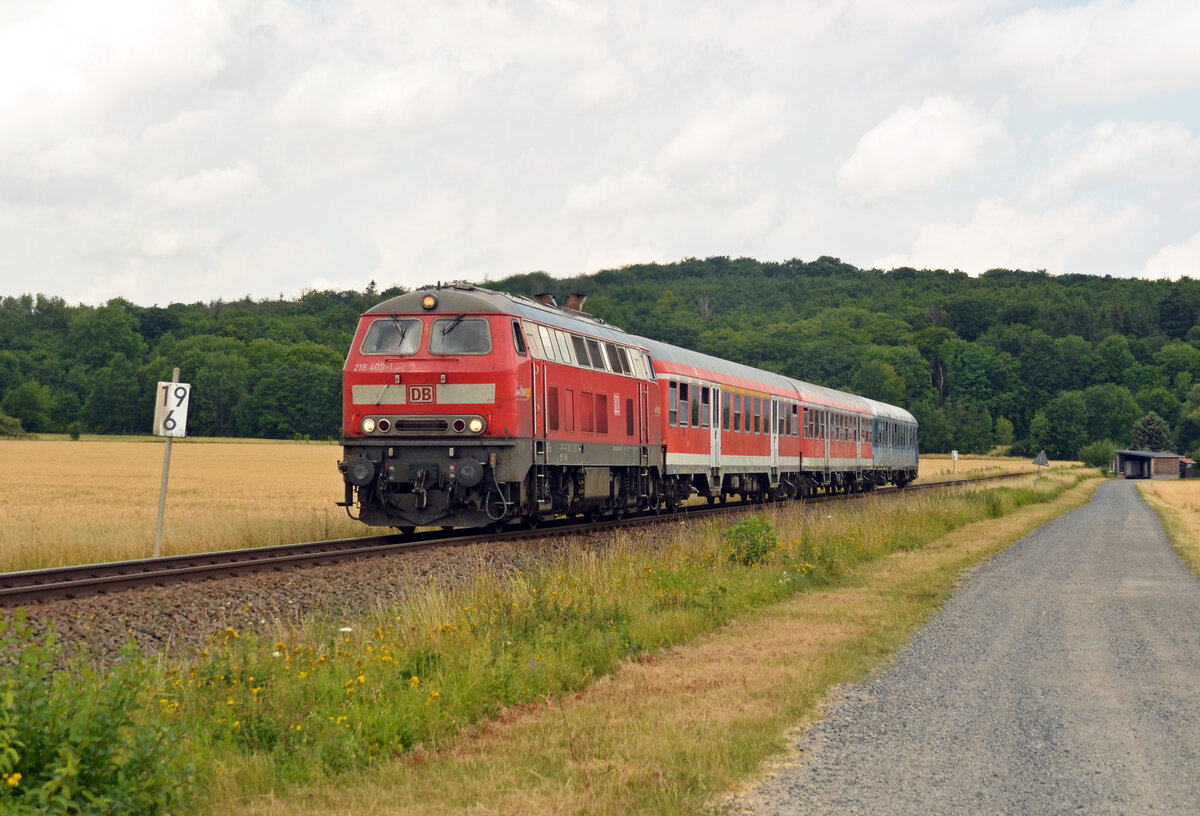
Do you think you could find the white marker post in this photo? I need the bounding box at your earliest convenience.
[152,368,191,558]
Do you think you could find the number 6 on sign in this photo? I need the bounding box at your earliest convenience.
[153,381,192,437]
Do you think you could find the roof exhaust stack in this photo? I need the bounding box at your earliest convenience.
[565,293,588,311]
[533,292,557,307]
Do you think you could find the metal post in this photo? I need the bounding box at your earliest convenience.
[153,367,180,558]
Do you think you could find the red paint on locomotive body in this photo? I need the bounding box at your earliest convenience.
[339,284,918,530]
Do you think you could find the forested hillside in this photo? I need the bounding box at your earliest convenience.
[4,257,1200,460]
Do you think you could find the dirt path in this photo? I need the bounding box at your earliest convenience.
[733,479,1200,815]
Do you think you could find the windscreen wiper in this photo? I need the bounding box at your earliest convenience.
[441,314,466,336]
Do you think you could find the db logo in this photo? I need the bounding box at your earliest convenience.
[408,385,434,403]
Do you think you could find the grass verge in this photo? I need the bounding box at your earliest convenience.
[201,471,1093,814]
[1135,479,1200,578]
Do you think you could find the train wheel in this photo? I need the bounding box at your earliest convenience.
[525,513,540,530]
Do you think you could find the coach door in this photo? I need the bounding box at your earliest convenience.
[770,397,781,482]
[639,381,651,466]
[709,385,721,472]
[531,361,547,464]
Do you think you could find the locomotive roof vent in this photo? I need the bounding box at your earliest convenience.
[565,293,589,312]
[533,292,557,307]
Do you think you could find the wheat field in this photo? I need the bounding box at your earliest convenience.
[0,437,363,572]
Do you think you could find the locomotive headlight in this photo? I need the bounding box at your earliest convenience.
[361,417,376,434]
[468,418,484,433]
[422,294,437,310]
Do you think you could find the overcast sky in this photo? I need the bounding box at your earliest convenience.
[1,0,1198,307]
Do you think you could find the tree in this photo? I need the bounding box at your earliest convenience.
[1,380,53,432]
[1040,391,1089,459]
[850,359,905,405]
[995,416,1014,446]
[1131,411,1171,452]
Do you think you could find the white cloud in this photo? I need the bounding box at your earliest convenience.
[980,0,1200,100]
[659,92,788,172]
[144,163,266,211]
[1029,120,1200,204]
[875,199,1141,275]
[1142,232,1200,280]
[837,96,1008,204]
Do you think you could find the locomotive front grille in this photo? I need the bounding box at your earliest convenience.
[393,418,449,433]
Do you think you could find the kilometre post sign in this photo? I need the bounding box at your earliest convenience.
[153,381,192,437]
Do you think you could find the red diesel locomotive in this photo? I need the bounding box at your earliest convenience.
[338,284,918,530]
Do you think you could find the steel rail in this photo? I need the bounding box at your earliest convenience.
[0,471,1033,607]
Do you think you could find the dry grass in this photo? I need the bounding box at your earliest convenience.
[218,469,1096,816]
[0,437,361,572]
[1136,479,1200,577]
[918,453,1067,480]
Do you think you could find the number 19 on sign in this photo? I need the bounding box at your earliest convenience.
[154,382,191,437]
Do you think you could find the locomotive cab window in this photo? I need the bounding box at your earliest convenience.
[361,318,422,356]
[513,321,527,356]
[429,317,491,355]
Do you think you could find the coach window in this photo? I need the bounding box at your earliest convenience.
[733,393,742,432]
[538,326,558,361]
[722,391,731,431]
[430,317,491,355]
[668,381,678,427]
[792,403,799,437]
[361,318,421,355]
[693,387,703,427]
[679,383,690,428]
[752,397,761,434]
[700,387,711,428]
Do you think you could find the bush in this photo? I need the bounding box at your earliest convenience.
[1079,439,1117,469]
[0,613,199,814]
[723,515,777,566]
[0,411,26,438]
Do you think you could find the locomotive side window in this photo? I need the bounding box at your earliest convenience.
[523,323,544,358]
[618,347,634,376]
[572,335,591,367]
[555,330,574,364]
[586,339,607,370]
[361,318,422,355]
[430,317,491,355]
[605,343,625,374]
[513,321,527,356]
[538,326,558,361]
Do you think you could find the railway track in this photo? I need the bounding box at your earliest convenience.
[0,472,1029,607]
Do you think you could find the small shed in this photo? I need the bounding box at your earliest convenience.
[1114,450,1184,480]
[1181,458,1196,479]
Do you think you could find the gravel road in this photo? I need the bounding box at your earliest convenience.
[733,479,1200,815]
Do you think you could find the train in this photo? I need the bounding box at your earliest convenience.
[337,284,918,531]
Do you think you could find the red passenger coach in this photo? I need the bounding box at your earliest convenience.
[339,284,918,531]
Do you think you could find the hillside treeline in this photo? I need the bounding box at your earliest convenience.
[3,257,1200,460]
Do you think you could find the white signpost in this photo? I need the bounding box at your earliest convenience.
[152,368,191,557]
